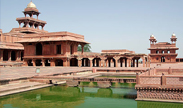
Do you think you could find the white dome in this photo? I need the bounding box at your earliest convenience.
[27,1,36,8]
[150,34,154,37]
[172,33,176,36]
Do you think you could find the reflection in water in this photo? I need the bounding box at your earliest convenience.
[0,83,182,108]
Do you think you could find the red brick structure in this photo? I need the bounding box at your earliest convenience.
[135,67,183,103]
[148,34,179,63]
[1,1,149,67]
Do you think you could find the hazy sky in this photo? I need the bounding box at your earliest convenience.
[1,0,183,57]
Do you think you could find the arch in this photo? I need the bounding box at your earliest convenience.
[55,59,63,66]
[21,51,24,61]
[107,57,116,67]
[161,56,165,62]
[45,59,50,66]
[82,58,90,67]
[36,59,42,66]
[70,58,78,66]
[93,58,101,67]
[3,50,8,61]
[27,59,33,66]
[11,51,16,61]
[36,43,42,55]
[167,50,170,53]
[119,57,127,67]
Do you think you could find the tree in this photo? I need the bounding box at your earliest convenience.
[77,44,91,52]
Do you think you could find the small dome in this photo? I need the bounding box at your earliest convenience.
[27,1,36,8]
[150,34,154,37]
[172,33,176,36]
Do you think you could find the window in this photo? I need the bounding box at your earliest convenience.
[156,58,159,60]
[162,50,164,54]
[167,50,170,53]
[57,45,61,54]
[156,50,159,54]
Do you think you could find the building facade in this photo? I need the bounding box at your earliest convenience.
[148,34,178,63]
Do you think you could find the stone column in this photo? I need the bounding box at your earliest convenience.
[0,50,3,62]
[128,58,132,67]
[78,58,82,67]
[32,59,36,67]
[50,59,55,67]
[99,60,101,67]
[81,45,84,55]
[136,59,139,67]
[24,59,28,66]
[42,59,45,67]
[89,58,93,67]
[63,58,67,67]
[106,60,108,67]
[8,50,11,61]
[161,73,166,86]
[94,59,97,67]
[84,59,86,66]
[114,57,119,67]
[16,51,20,62]
[142,58,145,67]
[133,59,135,67]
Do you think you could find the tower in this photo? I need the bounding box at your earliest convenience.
[170,33,177,44]
[149,34,157,44]
[16,1,47,33]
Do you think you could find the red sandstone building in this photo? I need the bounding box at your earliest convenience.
[148,34,179,63]
[0,1,149,67]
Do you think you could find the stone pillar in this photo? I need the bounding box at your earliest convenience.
[90,59,92,67]
[16,51,20,62]
[8,50,11,61]
[114,57,119,67]
[32,59,36,67]
[106,60,108,67]
[133,59,135,67]
[42,59,45,67]
[128,58,132,67]
[101,59,105,67]
[50,59,55,67]
[142,58,145,67]
[136,59,139,67]
[78,58,82,67]
[84,59,86,66]
[24,59,28,66]
[63,59,67,67]
[168,67,172,74]
[98,60,101,67]
[125,59,127,67]
[81,45,84,55]
[161,73,166,86]
[0,50,3,61]
[94,59,97,67]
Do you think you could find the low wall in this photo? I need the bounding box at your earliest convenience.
[135,67,183,103]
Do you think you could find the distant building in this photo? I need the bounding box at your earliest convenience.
[148,34,178,63]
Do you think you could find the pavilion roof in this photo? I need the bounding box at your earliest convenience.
[0,42,24,50]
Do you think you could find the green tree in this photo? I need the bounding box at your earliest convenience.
[77,44,91,52]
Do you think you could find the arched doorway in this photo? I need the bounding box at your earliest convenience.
[119,57,127,67]
[36,59,42,66]
[93,58,101,67]
[161,56,165,62]
[36,43,42,55]
[82,58,90,67]
[3,50,8,61]
[45,59,50,66]
[27,60,33,66]
[11,51,16,61]
[55,59,63,66]
[107,57,116,67]
[70,58,78,66]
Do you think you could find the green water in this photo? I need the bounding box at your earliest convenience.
[0,83,183,108]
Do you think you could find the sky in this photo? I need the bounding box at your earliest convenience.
[0,0,183,57]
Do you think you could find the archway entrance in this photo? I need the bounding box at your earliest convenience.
[11,51,16,61]
[55,59,63,66]
[36,59,42,66]
[107,57,116,67]
[36,43,42,55]
[3,50,8,61]
[27,60,33,66]
[70,58,78,66]
[119,57,127,67]
[161,56,165,62]
[82,58,90,67]
[93,58,101,67]
[45,59,50,66]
